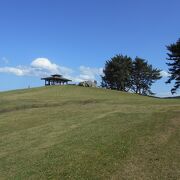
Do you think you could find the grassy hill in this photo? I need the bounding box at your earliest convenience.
[0,86,179,179]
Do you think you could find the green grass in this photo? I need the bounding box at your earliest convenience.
[0,86,179,179]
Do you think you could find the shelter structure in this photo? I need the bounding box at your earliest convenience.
[41,74,72,86]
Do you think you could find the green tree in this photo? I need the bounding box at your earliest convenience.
[166,38,180,94]
[101,55,161,95]
[101,55,133,91]
[131,57,161,95]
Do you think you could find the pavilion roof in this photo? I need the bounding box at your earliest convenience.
[41,74,72,82]
[51,74,62,77]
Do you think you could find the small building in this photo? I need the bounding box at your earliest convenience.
[41,74,72,86]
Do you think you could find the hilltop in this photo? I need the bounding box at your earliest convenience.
[0,86,179,179]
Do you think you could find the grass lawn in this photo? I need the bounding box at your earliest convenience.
[0,86,179,179]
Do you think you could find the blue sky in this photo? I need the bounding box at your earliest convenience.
[0,0,180,96]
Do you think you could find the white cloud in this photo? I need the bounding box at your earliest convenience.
[77,66,103,81]
[31,58,73,76]
[0,58,103,83]
[0,58,59,77]
[0,66,29,76]
[0,65,46,77]
[31,58,59,73]
[160,70,170,78]
[58,66,73,77]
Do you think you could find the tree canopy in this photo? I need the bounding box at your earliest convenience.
[101,55,132,91]
[166,38,180,94]
[101,55,161,95]
[131,57,161,95]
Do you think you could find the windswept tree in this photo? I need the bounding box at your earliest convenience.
[131,57,161,95]
[166,38,180,94]
[101,55,133,91]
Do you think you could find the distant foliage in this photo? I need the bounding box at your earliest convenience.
[101,55,161,95]
[131,57,161,95]
[166,38,180,94]
[101,55,132,91]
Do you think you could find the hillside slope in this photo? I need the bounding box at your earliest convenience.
[0,86,179,179]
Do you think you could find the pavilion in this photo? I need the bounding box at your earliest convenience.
[41,74,72,86]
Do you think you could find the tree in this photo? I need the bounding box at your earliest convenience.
[101,55,133,91]
[131,57,161,95]
[101,55,161,95]
[166,38,180,94]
